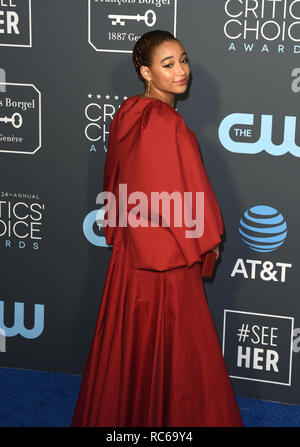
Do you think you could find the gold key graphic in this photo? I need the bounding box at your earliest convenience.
[0,112,22,128]
[108,10,156,27]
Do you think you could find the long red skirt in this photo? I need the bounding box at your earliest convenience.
[71,232,243,427]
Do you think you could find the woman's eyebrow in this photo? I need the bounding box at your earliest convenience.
[160,52,187,63]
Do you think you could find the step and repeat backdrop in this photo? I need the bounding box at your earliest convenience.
[1,0,300,406]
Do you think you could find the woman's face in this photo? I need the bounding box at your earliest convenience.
[141,40,190,96]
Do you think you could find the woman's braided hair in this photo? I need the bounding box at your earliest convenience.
[132,30,178,88]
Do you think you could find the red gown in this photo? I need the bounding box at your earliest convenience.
[71,95,243,427]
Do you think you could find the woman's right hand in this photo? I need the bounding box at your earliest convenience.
[211,244,220,260]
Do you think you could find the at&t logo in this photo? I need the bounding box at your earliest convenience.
[239,205,287,252]
[231,205,292,283]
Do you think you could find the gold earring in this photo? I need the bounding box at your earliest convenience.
[145,79,151,97]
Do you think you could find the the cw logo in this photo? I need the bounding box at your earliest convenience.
[83,208,112,247]
[218,113,300,157]
[0,301,44,339]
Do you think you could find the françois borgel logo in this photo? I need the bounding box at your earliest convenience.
[88,0,177,53]
[0,0,32,47]
[0,82,41,154]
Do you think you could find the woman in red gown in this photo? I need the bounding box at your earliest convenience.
[71,30,243,427]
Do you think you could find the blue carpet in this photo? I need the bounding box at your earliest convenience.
[0,366,299,427]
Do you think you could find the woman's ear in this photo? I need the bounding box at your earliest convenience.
[140,66,151,83]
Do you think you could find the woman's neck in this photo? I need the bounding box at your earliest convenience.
[140,91,174,108]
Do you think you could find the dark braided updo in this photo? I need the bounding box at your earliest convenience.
[132,30,179,87]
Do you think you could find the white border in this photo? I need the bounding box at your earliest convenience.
[0,82,41,154]
[0,0,32,48]
[88,0,177,53]
[222,309,294,386]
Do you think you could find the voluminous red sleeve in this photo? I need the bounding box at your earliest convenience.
[101,112,120,246]
[122,100,224,272]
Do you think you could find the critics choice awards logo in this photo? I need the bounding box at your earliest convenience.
[222,309,294,385]
[88,0,177,52]
[224,0,300,54]
[0,0,32,47]
[84,92,127,154]
[0,192,45,250]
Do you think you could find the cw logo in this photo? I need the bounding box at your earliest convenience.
[0,301,44,339]
[83,208,111,247]
[218,113,300,157]
[0,328,5,352]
